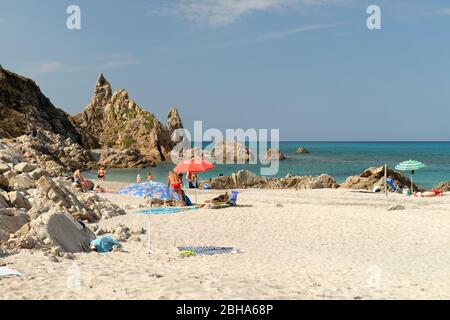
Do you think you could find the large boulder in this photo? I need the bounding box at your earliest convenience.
[14,162,36,173]
[340,166,422,191]
[0,193,9,209]
[212,141,253,163]
[263,149,286,161]
[232,170,263,187]
[7,191,32,210]
[0,175,8,189]
[0,208,29,242]
[5,172,36,191]
[0,162,11,174]
[6,210,95,253]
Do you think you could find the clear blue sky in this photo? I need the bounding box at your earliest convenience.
[1,0,449,141]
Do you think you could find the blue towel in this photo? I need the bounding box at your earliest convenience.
[90,236,121,253]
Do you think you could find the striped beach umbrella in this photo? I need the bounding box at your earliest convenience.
[395,160,426,191]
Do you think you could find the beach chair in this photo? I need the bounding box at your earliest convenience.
[386,178,399,192]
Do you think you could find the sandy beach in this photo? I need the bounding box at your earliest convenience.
[1,182,450,300]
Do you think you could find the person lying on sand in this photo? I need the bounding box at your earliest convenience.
[414,189,443,197]
[94,184,106,193]
[198,192,230,207]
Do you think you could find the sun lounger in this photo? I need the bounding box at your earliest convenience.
[386,178,399,192]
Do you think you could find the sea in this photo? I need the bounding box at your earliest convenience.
[84,142,450,189]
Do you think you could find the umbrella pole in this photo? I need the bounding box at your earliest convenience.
[147,215,151,255]
[195,186,198,205]
[411,172,413,192]
[384,163,387,197]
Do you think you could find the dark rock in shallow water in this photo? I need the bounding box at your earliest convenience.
[296,147,309,154]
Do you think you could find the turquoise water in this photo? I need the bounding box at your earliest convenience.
[84,142,450,189]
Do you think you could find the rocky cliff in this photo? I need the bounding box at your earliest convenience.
[0,66,93,147]
[72,74,183,165]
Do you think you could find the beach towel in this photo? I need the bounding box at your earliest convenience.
[0,266,23,278]
[176,246,240,256]
[90,236,121,253]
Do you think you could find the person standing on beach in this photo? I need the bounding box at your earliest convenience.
[178,173,184,187]
[167,170,179,188]
[97,167,106,181]
[73,169,82,186]
[147,172,153,182]
[187,171,198,189]
[136,174,141,183]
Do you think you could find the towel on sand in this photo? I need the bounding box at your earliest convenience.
[177,246,240,256]
[90,236,121,253]
[0,266,23,277]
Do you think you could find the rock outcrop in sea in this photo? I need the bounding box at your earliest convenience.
[201,169,338,190]
[72,74,183,166]
[296,147,309,154]
[263,149,286,161]
[177,141,252,163]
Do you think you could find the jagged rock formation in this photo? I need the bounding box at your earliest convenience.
[339,166,423,191]
[0,142,125,256]
[0,66,93,147]
[0,67,184,171]
[72,74,183,165]
[200,169,338,190]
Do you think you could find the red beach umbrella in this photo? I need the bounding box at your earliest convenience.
[173,158,215,174]
[173,158,215,204]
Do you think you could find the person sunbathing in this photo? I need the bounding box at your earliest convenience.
[199,192,229,205]
[414,189,443,197]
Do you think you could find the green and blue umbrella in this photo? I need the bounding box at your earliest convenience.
[395,160,426,191]
[118,181,180,201]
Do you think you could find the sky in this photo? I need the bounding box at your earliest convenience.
[1,0,450,141]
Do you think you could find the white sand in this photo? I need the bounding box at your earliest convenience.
[1,184,450,300]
